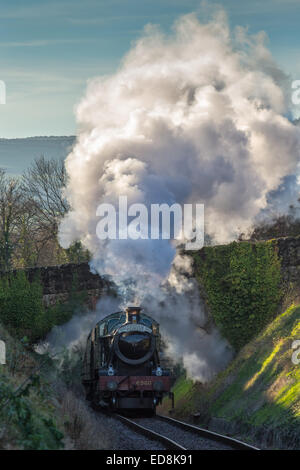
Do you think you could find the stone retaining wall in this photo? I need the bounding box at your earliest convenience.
[18,263,113,308]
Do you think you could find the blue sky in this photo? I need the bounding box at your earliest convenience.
[0,0,299,138]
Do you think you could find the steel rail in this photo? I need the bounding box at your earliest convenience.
[156,414,260,450]
[116,414,187,450]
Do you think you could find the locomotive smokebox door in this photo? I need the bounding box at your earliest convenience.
[126,306,141,324]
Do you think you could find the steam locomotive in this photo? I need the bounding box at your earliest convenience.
[82,307,174,413]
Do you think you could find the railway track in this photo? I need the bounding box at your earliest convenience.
[117,414,186,450]
[116,413,260,451]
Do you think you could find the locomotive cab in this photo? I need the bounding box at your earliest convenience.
[82,307,174,413]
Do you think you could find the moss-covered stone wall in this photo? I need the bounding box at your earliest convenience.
[1,263,114,308]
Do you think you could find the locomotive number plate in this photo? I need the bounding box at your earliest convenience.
[135,380,152,386]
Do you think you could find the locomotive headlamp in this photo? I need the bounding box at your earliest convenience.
[155,367,162,376]
[107,381,118,391]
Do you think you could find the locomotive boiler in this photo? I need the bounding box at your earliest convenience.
[81,307,174,413]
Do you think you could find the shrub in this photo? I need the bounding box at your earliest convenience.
[0,372,64,450]
[0,271,48,343]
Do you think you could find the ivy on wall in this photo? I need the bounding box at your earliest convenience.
[193,241,282,350]
[0,271,47,343]
[0,271,89,344]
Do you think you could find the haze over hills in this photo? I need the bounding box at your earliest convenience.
[0,134,299,222]
[0,136,75,176]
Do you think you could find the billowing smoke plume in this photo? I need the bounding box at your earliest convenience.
[57,10,300,380]
[40,296,121,354]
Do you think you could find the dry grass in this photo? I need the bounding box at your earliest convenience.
[59,390,114,450]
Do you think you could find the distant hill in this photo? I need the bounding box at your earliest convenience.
[0,136,75,176]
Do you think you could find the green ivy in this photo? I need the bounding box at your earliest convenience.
[0,271,48,343]
[193,241,282,350]
[0,270,91,344]
[46,283,89,328]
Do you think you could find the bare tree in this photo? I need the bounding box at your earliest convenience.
[0,169,24,271]
[22,155,69,234]
[21,156,88,266]
[0,158,88,269]
[20,156,70,264]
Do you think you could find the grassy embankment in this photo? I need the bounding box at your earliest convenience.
[0,271,110,450]
[161,241,300,449]
[0,323,64,449]
[0,322,113,450]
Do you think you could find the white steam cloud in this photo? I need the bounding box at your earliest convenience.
[58,10,300,381]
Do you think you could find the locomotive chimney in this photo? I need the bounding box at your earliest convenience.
[126,306,141,324]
